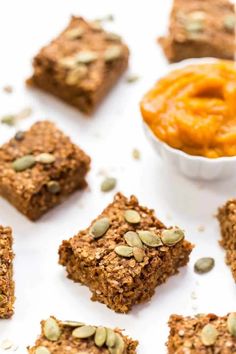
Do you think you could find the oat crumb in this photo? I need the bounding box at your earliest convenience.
[3,85,13,94]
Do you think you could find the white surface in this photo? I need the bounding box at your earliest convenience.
[0,1,236,353]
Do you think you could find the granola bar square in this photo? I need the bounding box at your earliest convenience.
[0,121,91,220]
[27,16,129,114]
[59,193,193,313]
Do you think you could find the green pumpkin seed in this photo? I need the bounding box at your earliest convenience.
[108,334,125,354]
[126,75,140,83]
[194,257,215,274]
[75,51,98,64]
[132,148,141,159]
[104,46,122,62]
[46,181,61,194]
[35,153,55,164]
[43,317,61,341]
[72,325,96,338]
[115,245,133,258]
[34,347,51,354]
[133,247,145,262]
[101,177,117,192]
[14,131,25,141]
[90,217,110,238]
[95,326,107,347]
[106,328,117,348]
[185,20,203,33]
[137,230,162,247]
[12,155,36,172]
[65,27,85,39]
[124,231,143,248]
[161,228,184,246]
[224,15,236,32]
[201,324,218,346]
[227,313,236,337]
[1,114,15,126]
[60,321,84,327]
[124,210,141,224]
[66,65,88,85]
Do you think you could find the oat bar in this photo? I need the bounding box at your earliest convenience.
[0,121,91,220]
[217,199,236,281]
[27,16,129,114]
[0,226,14,318]
[159,0,235,62]
[167,313,236,353]
[59,193,193,313]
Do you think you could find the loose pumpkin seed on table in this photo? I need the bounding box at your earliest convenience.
[101,177,117,192]
[194,257,215,274]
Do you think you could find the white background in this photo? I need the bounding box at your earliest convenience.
[0,0,236,353]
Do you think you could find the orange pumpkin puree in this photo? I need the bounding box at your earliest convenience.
[140,61,236,158]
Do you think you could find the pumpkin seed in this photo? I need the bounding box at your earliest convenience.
[66,65,88,85]
[65,27,85,39]
[75,51,98,64]
[1,114,15,126]
[126,75,139,83]
[104,46,122,62]
[46,181,61,194]
[101,177,117,192]
[106,328,117,348]
[227,313,236,337]
[95,326,107,347]
[161,228,184,246]
[137,230,162,247]
[132,148,141,160]
[133,247,145,262]
[16,107,32,120]
[108,334,125,354]
[201,324,218,346]
[14,131,25,141]
[124,231,143,248]
[95,14,114,22]
[43,317,61,341]
[90,217,110,238]
[124,210,141,224]
[59,56,77,69]
[90,20,103,31]
[224,15,236,32]
[60,321,84,327]
[35,153,55,164]
[12,155,36,172]
[188,11,206,21]
[114,245,133,258]
[105,32,121,41]
[194,257,215,274]
[72,325,96,338]
[185,20,203,33]
[35,347,51,354]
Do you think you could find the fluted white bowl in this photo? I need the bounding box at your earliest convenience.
[142,58,236,181]
[143,122,236,180]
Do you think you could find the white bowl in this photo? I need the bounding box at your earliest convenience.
[143,122,236,180]
[141,58,236,181]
